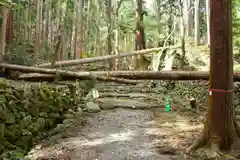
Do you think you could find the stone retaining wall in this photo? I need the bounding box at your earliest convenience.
[0,80,85,159]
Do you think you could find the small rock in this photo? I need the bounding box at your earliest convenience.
[75,108,83,118]
[35,144,42,150]
[86,102,101,113]
[63,113,74,119]
[236,115,240,120]
[27,122,41,133]
[77,107,82,112]
[63,119,75,125]
[21,115,32,128]
[68,108,74,113]
[39,112,48,118]
[49,113,60,118]
[52,124,65,134]
[36,118,46,130]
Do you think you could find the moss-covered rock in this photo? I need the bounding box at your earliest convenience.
[5,124,22,141]
[21,116,32,128]
[5,113,16,124]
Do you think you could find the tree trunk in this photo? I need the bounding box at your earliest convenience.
[183,0,189,37]
[187,0,193,37]
[46,0,52,48]
[84,0,91,53]
[194,0,200,45]
[180,11,186,69]
[186,0,236,156]
[23,7,29,41]
[207,0,234,150]
[114,29,119,70]
[16,0,21,34]
[105,0,113,69]
[74,0,83,59]
[205,0,210,46]
[0,7,10,61]
[6,7,13,47]
[34,0,41,58]
[40,0,43,42]
[19,73,139,85]
[79,0,84,57]
[2,63,240,81]
[37,45,180,68]
[135,0,146,70]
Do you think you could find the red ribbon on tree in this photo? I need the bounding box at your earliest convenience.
[208,88,232,93]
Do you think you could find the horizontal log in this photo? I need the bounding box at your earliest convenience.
[2,63,240,81]
[20,71,240,81]
[37,45,180,68]
[0,64,139,85]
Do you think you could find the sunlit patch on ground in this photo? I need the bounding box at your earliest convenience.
[26,108,203,160]
[62,130,135,148]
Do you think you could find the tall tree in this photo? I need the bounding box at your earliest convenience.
[6,7,13,47]
[34,0,41,58]
[135,0,146,70]
[186,0,237,157]
[0,4,10,61]
[75,0,84,59]
[194,0,200,45]
[105,0,113,69]
[205,0,210,46]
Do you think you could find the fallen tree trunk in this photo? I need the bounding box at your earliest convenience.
[0,63,139,84]
[18,70,240,82]
[18,73,139,85]
[2,63,240,81]
[37,45,180,68]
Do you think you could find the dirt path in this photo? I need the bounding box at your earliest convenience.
[26,83,204,160]
[26,107,202,160]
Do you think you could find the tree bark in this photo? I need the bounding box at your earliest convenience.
[0,6,10,61]
[205,0,210,46]
[34,0,41,58]
[135,0,146,70]
[194,0,200,45]
[18,73,139,85]
[186,0,236,156]
[6,7,13,47]
[105,0,113,69]
[37,45,180,68]
[208,0,234,150]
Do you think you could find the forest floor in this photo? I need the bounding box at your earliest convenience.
[25,82,212,160]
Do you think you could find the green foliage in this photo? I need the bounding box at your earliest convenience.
[233,0,240,60]
[7,42,36,65]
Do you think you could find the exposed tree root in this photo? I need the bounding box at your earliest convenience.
[233,116,240,138]
[186,117,240,158]
[185,130,207,154]
[208,142,221,159]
